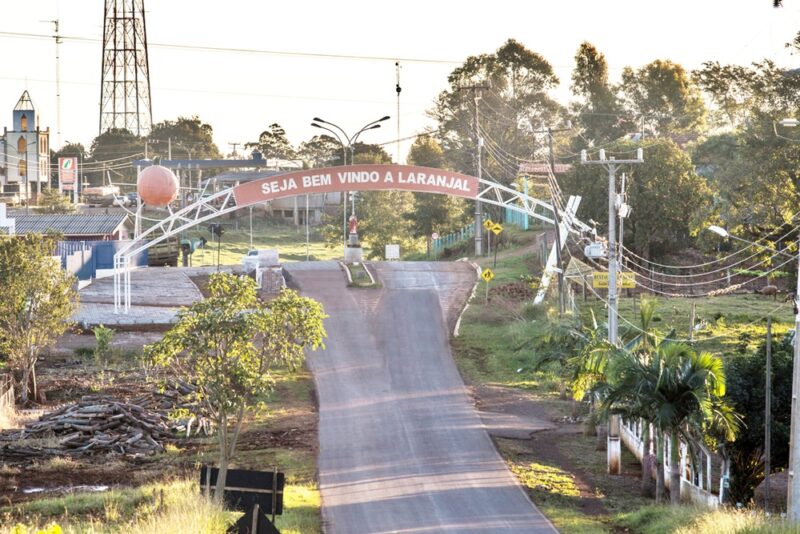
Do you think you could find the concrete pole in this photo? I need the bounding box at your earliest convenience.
[607,162,618,345]
[474,92,483,256]
[788,236,800,520]
[548,128,566,316]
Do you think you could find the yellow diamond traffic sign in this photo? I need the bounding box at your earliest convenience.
[483,219,494,230]
[491,223,503,235]
[481,268,495,283]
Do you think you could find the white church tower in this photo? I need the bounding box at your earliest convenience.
[0,91,51,204]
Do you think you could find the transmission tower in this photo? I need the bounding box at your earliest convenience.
[99,0,153,136]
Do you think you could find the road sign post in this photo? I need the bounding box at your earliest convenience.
[481,267,494,303]
[491,223,503,267]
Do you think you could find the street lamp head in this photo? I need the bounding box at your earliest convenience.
[311,123,322,128]
[313,117,325,123]
[367,124,381,131]
[379,115,391,122]
[707,225,729,238]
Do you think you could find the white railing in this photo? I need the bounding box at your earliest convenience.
[620,418,727,507]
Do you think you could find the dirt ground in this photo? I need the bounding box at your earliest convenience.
[470,384,645,523]
[1,348,318,506]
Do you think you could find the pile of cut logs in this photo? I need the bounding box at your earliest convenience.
[22,396,176,456]
[0,382,213,462]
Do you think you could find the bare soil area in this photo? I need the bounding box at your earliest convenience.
[470,384,645,522]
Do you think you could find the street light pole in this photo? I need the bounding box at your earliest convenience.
[311,116,390,255]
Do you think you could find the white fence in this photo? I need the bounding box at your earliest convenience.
[0,375,15,428]
[620,418,728,507]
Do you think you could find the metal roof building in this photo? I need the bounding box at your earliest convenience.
[12,214,131,241]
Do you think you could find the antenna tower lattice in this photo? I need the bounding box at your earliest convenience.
[99,0,152,136]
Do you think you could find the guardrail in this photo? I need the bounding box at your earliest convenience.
[0,374,15,427]
[431,223,475,258]
[620,418,727,506]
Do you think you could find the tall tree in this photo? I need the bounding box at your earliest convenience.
[430,39,563,185]
[145,274,326,502]
[620,60,707,136]
[298,134,344,167]
[88,128,145,185]
[0,235,78,403]
[148,116,222,159]
[561,139,712,259]
[570,42,629,144]
[249,123,296,160]
[405,135,470,254]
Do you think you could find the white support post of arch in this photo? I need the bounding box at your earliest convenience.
[113,187,237,313]
[534,195,583,306]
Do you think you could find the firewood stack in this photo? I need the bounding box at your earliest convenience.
[22,396,175,455]
[0,381,214,462]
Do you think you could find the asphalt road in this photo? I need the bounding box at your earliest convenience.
[284,261,557,534]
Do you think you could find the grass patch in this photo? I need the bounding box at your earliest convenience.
[275,482,321,534]
[0,479,233,533]
[583,293,794,354]
[184,218,342,266]
[346,262,378,288]
[616,504,797,533]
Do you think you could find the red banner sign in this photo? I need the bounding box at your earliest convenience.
[232,164,479,208]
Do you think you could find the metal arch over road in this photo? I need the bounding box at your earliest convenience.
[113,164,585,312]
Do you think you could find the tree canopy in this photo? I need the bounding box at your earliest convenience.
[145,273,326,501]
[0,234,78,403]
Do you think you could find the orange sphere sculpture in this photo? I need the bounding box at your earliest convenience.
[137,165,179,207]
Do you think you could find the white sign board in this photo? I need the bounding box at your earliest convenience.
[385,244,400,261]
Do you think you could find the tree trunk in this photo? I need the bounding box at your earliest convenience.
[641,423,655,498]
[596,423,608,451]
[583,404,597,437]
[214,413,229,504]
[655,432,665,504]
[670,431,681,505]
[20,366,30,404]
[30,359,37,403]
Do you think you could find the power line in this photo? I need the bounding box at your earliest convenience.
[562,243,793,342]
[0,30,462,65]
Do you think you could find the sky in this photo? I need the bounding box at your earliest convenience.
[0,0,798,163]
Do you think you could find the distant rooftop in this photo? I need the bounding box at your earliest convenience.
[13,214,129,236]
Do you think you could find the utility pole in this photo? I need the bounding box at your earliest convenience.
[581,148,643,345]
[396,61,402,164]
[42,19,62,148]
[788,234,800,521]
[766,315,772,511]
[228,142,240,158]
[459,82,490,256]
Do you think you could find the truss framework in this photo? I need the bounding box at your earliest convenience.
[113,176,588,312]
[99,0,152,136]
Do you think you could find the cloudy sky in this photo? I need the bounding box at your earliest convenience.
[1,0,798,162]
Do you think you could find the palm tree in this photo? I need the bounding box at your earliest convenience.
[603,341,739,504]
